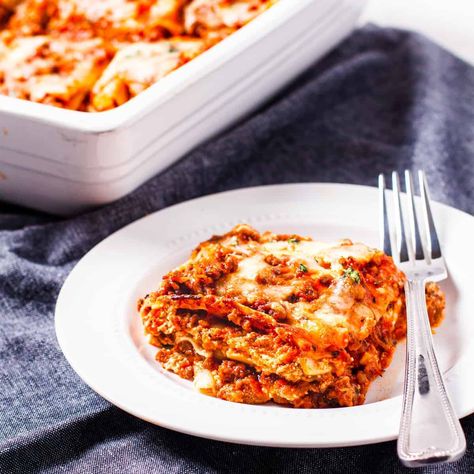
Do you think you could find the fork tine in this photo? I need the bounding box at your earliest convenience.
[378,174,392,256]
[418,170,442,259]
[404,170,425,260]
[392,171,410,262]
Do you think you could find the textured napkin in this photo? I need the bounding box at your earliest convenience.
[1,25,473,473]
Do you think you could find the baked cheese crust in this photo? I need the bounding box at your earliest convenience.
[138,224,445,408]
[0,35,111,109]
[184,0,275,40]
[90,37,206,111]
[0,0,275,110]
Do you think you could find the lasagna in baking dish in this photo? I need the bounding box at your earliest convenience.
[0,0,276,111]
[138,225,445,408]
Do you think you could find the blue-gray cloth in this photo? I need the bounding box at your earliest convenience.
[1,25,473,473]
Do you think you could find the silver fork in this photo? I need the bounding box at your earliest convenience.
[379,170,466,467]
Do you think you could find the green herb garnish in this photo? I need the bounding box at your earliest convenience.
[314,256,319,264]
[343,267,361,284]
[288,238,299,244]
[299,263,308,273]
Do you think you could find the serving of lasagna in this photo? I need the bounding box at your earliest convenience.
[0,0,275,111]
[138,224,445,408]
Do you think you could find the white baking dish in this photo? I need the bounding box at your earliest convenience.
[0,0,366,215]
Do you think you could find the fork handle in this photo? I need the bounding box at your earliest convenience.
[397,280,466,467]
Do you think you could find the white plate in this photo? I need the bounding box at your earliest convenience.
[55,183,474,447]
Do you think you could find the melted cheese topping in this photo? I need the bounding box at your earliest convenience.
[184,0,272,36]
[58,0,137,24]
[0,35,109,107]
[214,238,386,344]
[51,0,184,38]
[217,239,373,296]
[90,38,205,110]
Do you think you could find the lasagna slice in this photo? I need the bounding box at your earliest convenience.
[0,35,111,109]
[90,36,206,111]
[138,224,445,408]
[184,0,275,40]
